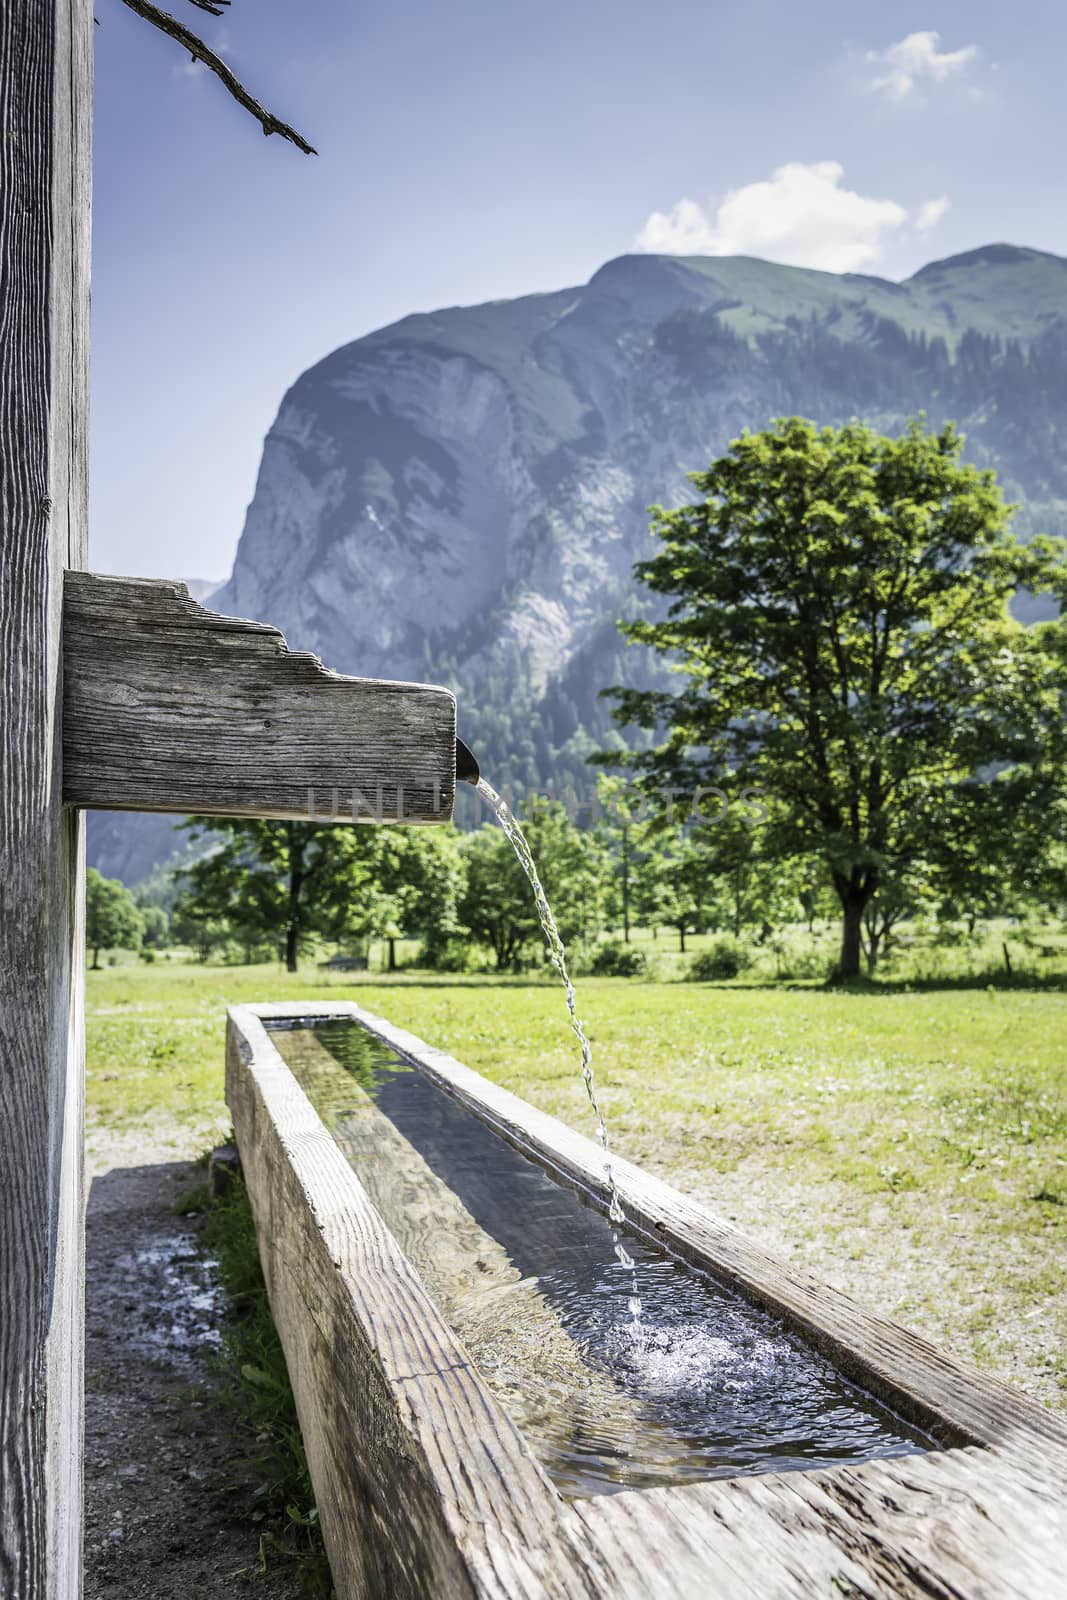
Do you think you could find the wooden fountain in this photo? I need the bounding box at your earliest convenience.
[3,7,1066,1596]
[227,1001,1067,1600]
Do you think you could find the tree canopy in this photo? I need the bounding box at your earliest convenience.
[607,417,1067,977]
[461,801,608,970]
[85,868,143,969]
[174,818,470,972]
[176,819,387,972]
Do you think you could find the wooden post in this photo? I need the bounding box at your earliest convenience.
[0,2,92,1595]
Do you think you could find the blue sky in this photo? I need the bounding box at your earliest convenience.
[92,0,1067,581]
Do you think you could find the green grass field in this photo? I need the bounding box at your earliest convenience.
[87,958,1067,1407]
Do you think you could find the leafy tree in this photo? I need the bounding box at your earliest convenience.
[373,829,467,971]
[796,858,837,935]
[176,819,386,973]
[631,822,727,952]
[170,901,235,964]
[85,868,143,970]
[635,808,784,950]
[460,802,608,969]
[596,775,648,942]
[460,826,534,969]
[922,609,1067,930]
[607,418,1067,978]
[137,902,171,950]
[643,830,707,953]
[686,805,780,941]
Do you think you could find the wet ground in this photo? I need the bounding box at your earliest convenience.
[84,1155,301,1598]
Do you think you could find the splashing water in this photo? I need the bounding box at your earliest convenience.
[476,777,642,1326]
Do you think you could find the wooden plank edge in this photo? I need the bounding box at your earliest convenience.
[573,1442,1067,1600]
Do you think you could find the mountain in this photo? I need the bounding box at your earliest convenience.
[85,811,195,898]
[89,244,1067,882]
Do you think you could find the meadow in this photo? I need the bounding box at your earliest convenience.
[87,948,1067,1408]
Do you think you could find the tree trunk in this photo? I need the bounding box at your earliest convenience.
[91,947,100,971]
[286,823,304,974]
[679,925,686,953]
[838,897,865,980]
[388,936,397,972]
[622,829,630,943]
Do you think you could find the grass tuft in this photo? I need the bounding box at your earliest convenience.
[201,1169,334,1598]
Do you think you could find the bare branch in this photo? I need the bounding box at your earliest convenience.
[183,0,230,15]
[119,0,317,155]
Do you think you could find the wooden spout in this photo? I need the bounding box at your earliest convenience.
[62,572,457,824]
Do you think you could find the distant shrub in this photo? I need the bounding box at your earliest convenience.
[591,941,647,978]
[688,939,753,981]
[419,937,474,973]
[771,943,837,982]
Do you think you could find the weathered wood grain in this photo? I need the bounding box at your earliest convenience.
[0,2,92,1595]
[226,1008,610,1600]
[62,572,457,824]
[573,1444,1067,1598]
[233,1003,1067,1599]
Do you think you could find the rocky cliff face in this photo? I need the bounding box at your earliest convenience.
[210,244,1067,804]
[91,245,1067,880]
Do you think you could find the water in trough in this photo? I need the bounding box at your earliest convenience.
[269,1016,929,1498]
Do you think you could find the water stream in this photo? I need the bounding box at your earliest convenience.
[475,777,642,1327]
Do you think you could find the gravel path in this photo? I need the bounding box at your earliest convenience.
[84,1137,302,1598]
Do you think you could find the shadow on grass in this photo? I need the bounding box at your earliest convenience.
[698,972,1067,996]
[299,969,1067,996]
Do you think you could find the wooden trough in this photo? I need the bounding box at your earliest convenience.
[228,1001,1067,1600]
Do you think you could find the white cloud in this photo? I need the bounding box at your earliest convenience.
[865,31,977,100]
[635,162,922,273]
[915,195,949,231]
